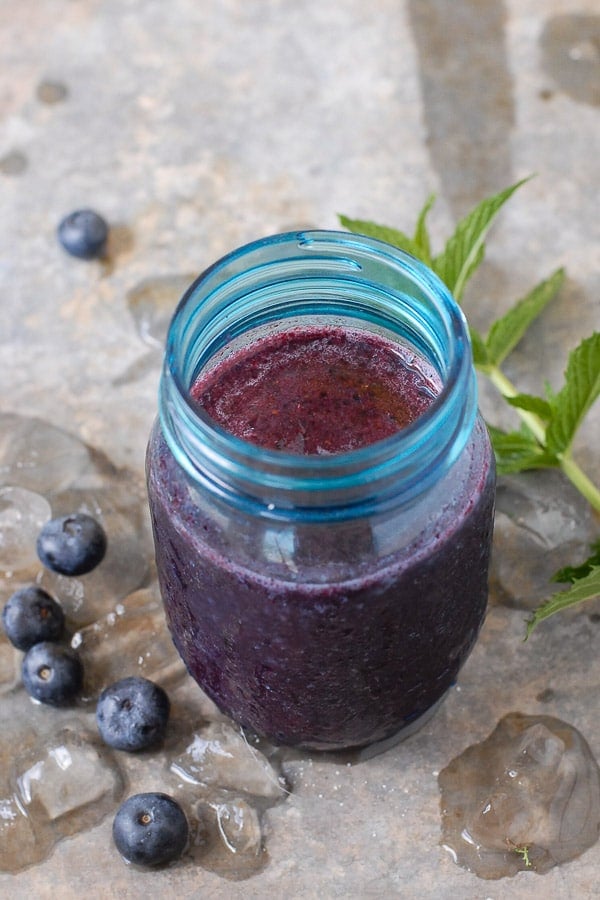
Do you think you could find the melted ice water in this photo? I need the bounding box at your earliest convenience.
[439,712,600,878]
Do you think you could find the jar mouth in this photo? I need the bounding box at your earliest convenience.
[159,230,477,519]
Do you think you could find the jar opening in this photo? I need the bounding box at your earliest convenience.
[159,230,477,519]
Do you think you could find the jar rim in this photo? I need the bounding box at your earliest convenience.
[159,230,478,518]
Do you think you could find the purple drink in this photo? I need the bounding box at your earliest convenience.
[191,326,439,453]
[147,322,495,750]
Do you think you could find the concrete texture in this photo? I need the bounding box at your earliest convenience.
[1,0,599,897]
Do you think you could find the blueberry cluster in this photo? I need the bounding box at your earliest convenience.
[2,580,83,705]
[94,677,186,866]
[2,582,81,705]
[1,511,109,705]
[2,507,188,868]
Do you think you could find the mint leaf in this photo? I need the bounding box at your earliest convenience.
[487,424,557,474]
[470,326,490,368]
[526,566,600,637]
[432,177,531,301]
[413,194,436,266]
[485,268,565,366]
[338,216,420,259]
[544,380,557,404]
[545,332,600,455]
[553,539,600,583]
[505,393,553,421]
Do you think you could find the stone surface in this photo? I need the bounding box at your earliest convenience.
[1,0,599,897]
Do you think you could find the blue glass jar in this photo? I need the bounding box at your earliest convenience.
[146,231,495,751]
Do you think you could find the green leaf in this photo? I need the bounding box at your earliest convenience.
[544,380,557,404]
[432,176,532,301]
[413,194,436,266]
[545,332,600,454]
[485,268,565,366]
[338,215,420,259]
[553,539,600,584]
[470,327,490,368]
[505,393,553,421]
[487,424,557,474]
[526,566,600,637]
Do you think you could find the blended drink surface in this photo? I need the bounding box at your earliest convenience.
[190,326,439,453]
[147,325,495,750]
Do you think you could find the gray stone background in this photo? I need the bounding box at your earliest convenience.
[1,0,599,897]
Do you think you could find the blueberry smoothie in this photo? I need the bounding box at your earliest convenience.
[192,327,438,452]
[147,324,495,750]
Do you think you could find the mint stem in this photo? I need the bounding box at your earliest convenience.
[486,366,546,442]
[559,454,600,513]
[483,365,600,512]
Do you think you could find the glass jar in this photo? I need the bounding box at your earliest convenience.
[146,231,495,752]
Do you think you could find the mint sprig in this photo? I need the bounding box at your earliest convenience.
[553,539,600,584]
[525,567,600,638]
[483,268,566,368]
[523,541,600,636]
[485,424,557,474]
[340,180,600,631]
[545,332,600,456]
[431,176,531,301]
[338,215,421,259]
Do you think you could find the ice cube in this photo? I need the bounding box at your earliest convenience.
[170,721,286,800]
[0,414,94,495]
[0,632,20,695]
[439,712,600,878]
[0,792,47,874]
[490,470,598,609]
[13,722,123,834]
[72,586,186,698]
[213,798,262,855]
[127,273,196,349]
[0,486,51,573]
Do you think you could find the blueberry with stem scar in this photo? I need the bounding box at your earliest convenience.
[22,642,83,706]
[112,793,188,867]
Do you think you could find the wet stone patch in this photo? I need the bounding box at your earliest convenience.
[36,80,69,104]
[0,151,28,176]
[540,14,600,107]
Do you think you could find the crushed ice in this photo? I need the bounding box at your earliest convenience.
[490,470,597,610]
[0,414,289,876]
[439,712,600,878]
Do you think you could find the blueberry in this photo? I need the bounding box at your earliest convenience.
[2,585,65,651]
[37,512,107,576]
[112,792,188,867]
[22,641,83,705]
[96,676,170,751]
[57,209,109,259]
